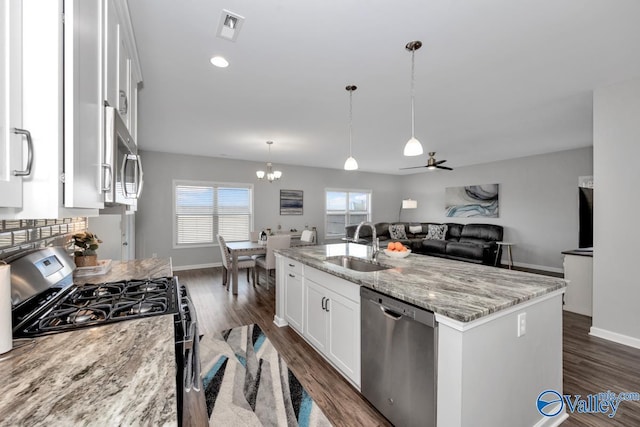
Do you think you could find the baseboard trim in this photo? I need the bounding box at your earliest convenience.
[172,262,221,272]
[273,316,287,328]
[532,411,568,427]
[589,327,640,350]
[512,261,564,274]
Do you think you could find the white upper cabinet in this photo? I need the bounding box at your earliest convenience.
[0,0,26,209]
[104,0,141,138]
[0,0,142,219]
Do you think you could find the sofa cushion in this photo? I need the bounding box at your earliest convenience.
[375,222,390,238]
[460,224,503,242]
[409,224,422,234]
[426,224,448,240]
[389,224,408,239]
[445,223,464,241]
[421,239,448,254]
[446,241,485,260]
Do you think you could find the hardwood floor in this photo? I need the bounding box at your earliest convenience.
[178,267,390,427]
[177,267,640,427]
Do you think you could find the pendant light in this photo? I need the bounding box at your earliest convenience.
[256,141,282,182]
[404,40,424,157]
[344,85,359,171]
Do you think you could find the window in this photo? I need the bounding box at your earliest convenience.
[325,189,371,238]
[174,181,253,247]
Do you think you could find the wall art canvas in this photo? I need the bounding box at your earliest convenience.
[280,190,303,215]
[445,184,499,218]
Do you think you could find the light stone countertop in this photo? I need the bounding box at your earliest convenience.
[0,258,177,427]
[277,243,566,322]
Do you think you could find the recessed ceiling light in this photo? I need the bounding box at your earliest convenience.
[210,56,229,68]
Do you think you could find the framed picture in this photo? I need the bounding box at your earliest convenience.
[280,190,303,215]
[445,184,499,218]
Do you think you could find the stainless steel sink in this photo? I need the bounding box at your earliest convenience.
[324,256,392,272]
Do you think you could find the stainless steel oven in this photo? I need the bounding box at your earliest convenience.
[9,248,207,426]
[103,106,143,206]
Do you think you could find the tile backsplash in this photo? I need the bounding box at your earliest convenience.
[0,218,87,261]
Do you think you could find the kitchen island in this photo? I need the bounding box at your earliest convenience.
[0,258,177,426]
[274,243,567,427]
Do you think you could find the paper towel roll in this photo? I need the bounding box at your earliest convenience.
[0,265,12,354]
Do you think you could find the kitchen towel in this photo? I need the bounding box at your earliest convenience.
[0,264,12,354]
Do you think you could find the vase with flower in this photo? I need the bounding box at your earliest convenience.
[72,231,103,267]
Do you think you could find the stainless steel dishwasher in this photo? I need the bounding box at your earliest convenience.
[361,287,437,427]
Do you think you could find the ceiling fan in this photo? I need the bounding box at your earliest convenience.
[401,152,453,171]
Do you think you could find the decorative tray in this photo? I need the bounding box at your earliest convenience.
[74,259,113,277]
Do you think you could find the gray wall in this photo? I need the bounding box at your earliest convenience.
[399,147,593,271]
[136,150,402,269]
[592,76,640,346]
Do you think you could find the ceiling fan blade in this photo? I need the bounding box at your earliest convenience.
[437,165,453,171]
[434,159,447,165]
[400,166,428,170]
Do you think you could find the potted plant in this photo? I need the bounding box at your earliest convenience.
[72,231,103,267]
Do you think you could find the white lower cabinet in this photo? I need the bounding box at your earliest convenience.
[279,256,361,388]
[283,261,304,333]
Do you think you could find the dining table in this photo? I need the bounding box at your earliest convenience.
[225,239,315,295]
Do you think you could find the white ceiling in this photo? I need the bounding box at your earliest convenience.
[128,0,640,175]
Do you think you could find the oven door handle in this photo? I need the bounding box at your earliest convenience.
[183,320,197,391]
[191,323,202,392]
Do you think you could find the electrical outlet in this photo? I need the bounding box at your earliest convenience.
[517,313,526,337]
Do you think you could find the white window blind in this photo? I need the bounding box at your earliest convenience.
[174,181,253,247]
[325,189,371,238]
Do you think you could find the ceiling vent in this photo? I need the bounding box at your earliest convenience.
[217,10,245,42]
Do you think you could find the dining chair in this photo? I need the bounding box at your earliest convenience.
[254,234,291,289]
[300,229,315,243]
[249,231,260,242]
[216,234,256,290]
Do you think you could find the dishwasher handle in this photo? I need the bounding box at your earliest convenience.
[380,305,403,320]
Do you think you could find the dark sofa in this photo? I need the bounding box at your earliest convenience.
[344,222,503,265]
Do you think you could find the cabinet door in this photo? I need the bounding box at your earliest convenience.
[63,0,104,209]
[103,0,119,109]
[117,32,131,128]
[326,289,360,386]
[304,280,328,352]
[0,0,24,208]
[284,270,304,333]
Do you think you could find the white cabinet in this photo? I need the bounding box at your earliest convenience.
[0,0,103,218]
[304,277,360,384]
[276,256,360,388]
[0,0,142,219]
[283,260,304,333]
[0,0,26,209]
[104,0,141,138]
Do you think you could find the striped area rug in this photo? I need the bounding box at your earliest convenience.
[200,324,332,427]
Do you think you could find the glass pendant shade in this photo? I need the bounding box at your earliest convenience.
[404,137,423,156]
[344,156,358,170]
[256,170,265,179]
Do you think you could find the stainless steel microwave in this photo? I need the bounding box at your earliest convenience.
[103,106,143,205]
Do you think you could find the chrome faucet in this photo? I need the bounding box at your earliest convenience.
[353,221,380,261]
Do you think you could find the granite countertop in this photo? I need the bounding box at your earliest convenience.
[561,248,594,257]
[277,244,566,323]
[0,258,177,427]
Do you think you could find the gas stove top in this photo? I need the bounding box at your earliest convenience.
[12,277,179,338]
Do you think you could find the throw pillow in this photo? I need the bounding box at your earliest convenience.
[389,224,408,240]
[409,225,422,234]
[426,224,448,240]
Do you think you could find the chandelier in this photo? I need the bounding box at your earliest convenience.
[256,141,282,182]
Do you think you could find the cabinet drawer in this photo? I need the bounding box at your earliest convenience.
[305,266,360,303]
[284,258,303,275]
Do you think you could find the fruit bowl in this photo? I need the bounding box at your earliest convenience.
[383,248,412,259]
